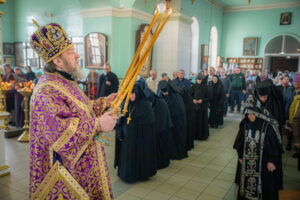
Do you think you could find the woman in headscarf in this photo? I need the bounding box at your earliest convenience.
[190,73,209,140]
[144,87,173,169]
[234,94,283,200]
[114,84,157,183]
[158,80,188,160]
[208,75,224,128]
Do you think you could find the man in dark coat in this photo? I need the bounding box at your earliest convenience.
[234,94,283,200]
[114,84,157,183]
[158,80,188,159]
[96,64,119,98]
[173,69,191,92]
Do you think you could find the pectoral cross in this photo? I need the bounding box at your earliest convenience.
[127,116,131,124]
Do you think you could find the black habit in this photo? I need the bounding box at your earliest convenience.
[234,95,283,200]
[208,76,224,128]
[145,88,173,169]
[114,85,157,183]
[255,79,285,133]
[158,80,188,160]
[190,78,209,140]
[167,79,195,150]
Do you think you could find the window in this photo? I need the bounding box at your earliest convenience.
[71,36,84,67]
[15,42,43,68]
[208,26,218,68]
[85,33,107,69]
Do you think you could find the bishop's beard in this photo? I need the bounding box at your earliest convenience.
[70,64,85,80]
[62,59,85,81]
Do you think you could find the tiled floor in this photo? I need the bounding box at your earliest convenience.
[0,112,300,200]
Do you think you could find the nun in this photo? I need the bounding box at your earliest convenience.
[158,80,188,160]
[114,84,157,183]
[208,75,224,128]
[144,88,173,169]
[190,73,209,140]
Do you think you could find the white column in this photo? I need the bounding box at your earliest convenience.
[152,13,192,78]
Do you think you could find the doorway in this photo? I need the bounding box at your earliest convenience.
[270,57,299,73]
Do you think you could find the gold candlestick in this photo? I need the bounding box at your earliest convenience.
[17,88,32,142]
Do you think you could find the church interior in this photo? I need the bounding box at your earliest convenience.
[0,0,300,200]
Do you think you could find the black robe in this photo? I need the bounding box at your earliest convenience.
[158,81,188,160]
[145,89,173,169]
[208,80,224,127]
[234,118,283,200]
[96,71,119,98]
[167,79,195,150]
[190,82,209,140]
[114,85,157,183]
[255,79,285,133]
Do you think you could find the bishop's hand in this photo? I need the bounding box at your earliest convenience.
[99,111,118,132]
[107,93,118,107]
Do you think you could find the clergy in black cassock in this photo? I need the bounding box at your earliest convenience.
[234,94,283,200]
[96,65,119,98]
[208,75,224,128]
[114,84,157,183]
[144,87,173,169]
[190,74,209,140]
[255,79,285,133]
[158,80,188,160]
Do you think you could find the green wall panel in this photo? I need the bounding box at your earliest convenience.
[222,6,300,58]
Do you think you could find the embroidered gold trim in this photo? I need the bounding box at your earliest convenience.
[35,80,92,119]
[50,118,80,167]
[31,162,90,200]
[96,142,113,200]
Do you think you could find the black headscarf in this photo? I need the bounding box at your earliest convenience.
[127,84,154,124]
[191,73,208,102]
[255,79,285,130]
[256,79,273,96]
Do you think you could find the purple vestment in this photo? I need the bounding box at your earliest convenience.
[29,72,113,200]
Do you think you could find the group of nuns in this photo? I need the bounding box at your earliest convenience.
[114,73,225,183]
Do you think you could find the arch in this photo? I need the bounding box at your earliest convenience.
[191,16,200,73]
[208,26,218,68]
[264,34,300,55]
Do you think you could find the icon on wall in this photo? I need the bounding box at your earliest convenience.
[243,37,258,56]
[280,12,292,25]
